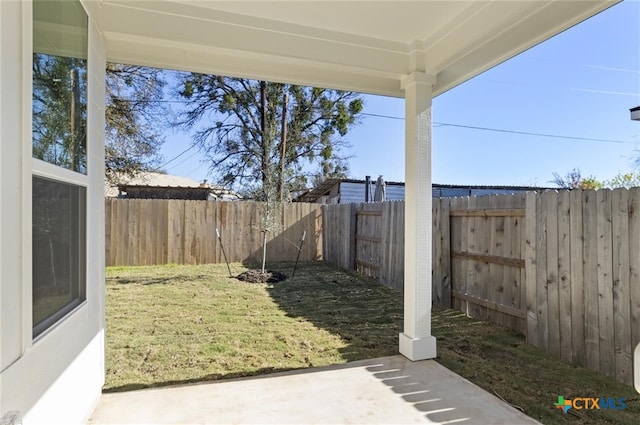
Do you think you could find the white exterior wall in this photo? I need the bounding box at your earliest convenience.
[0,1,106,423]
[0,0,26,376]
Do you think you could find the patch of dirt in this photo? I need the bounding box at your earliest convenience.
[236,269,287,283]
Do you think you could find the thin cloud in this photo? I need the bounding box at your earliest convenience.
[587,65,640,74]
[571,88,639,97]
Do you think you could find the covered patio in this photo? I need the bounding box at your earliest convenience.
[0,1,620,423]
[90,356,539,424]
[90,0,620,363]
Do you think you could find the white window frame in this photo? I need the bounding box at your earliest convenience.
[29,0,90,342]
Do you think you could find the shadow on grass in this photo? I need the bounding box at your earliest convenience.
[107,274,215,286]
[104,261,403,394]
[107,276,175,286]
[261,260,404,363]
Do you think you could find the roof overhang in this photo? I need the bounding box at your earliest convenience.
[87,0,619,97]
[631,106,640,121]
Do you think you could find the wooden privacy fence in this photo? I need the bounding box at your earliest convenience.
[105,199,323,266]
[323,189,640,386]
[524,189,640,386]
[323,201,404,291]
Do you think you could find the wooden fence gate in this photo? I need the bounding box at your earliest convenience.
[355,205,382,278]
[448,194,527,334]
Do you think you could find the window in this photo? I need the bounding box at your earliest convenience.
[33,0,88,173]
[32,0,89,338]
[32,177,86,338]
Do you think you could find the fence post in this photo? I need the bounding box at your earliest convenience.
[441,197,451,309]
[524,191,538,346]
[349,203,357,271]
[322,204,328,261]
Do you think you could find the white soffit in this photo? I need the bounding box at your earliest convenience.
[94,0,620,97]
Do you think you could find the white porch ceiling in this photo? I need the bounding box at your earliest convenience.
[92,0,619,97]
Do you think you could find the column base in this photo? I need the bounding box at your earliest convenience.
[399,333,437,361]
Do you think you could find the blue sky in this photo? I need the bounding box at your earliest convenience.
[160,0,640,188]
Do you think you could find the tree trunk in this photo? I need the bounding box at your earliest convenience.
[70,68,81,172]
[278,92,288,201]
[259,81,269,199]
[261,230,267,274]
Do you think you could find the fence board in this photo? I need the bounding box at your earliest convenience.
[440,198,451,309]
[489,196,505,327]
[628,188,640,377]
[477,196,493,322]
[525,192,538,346]
[513,194,526,333]
[105,199,112,266]
[432,197,443,307]
[392,202,405,290]
[611,188,632,384]
[466,196,481,319]
[498,195,512,329]
[129,200,141,266]
[536,192,549,351]
[596,189,615,378]
[546,191,561,357]
[569,190,585,366]
[432,197,452,308]
[557,190,572,363]
[583,190,600,372]
[450,197,465,312]
[116,199,129,266]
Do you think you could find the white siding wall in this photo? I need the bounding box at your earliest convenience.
[0,2,106,423]
[0,0,26,375]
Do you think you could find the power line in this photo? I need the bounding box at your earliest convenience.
[148,105,636,175]
[152,142,197,172]
[433,123,636,145]
[361,112,404,120]
[361,112,635,145]
[166,150,201,171]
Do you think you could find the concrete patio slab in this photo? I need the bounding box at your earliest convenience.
[89,355,540,424]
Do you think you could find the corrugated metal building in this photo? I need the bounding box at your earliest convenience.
[295,178,552,204]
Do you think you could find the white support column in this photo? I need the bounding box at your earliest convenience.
[399,71,437,361]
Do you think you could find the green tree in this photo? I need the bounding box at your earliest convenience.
[174,75,363,201]
[551,168,603,190]
[33,57,169,181]
[602,172,640,189]
[105,64,168,184]
[33,53,88,173]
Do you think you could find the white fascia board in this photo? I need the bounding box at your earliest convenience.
[106,35,404,96]
[99,1,408,75]
[100,0,406,52]
[101,0,619,98]
[424,0,542,74]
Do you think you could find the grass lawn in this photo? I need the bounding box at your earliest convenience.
[105,261,638,424]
